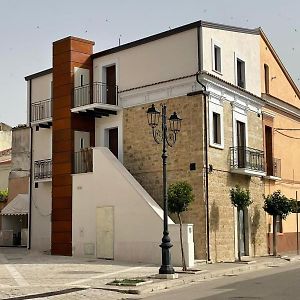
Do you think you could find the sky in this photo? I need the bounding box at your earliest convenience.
[0,0,299,126]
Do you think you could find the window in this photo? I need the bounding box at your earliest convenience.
[236,58,245,88]
[213,112,221,144]
[80,75,84,87]
[213,45,221,73]
[264,64,269,94]
[209,101,224,149]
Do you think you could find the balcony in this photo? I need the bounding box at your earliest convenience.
[265,157,281,180]
[230,146,266,177]
[73,148,93,174]
[31,99,52,127]
[71,82,121,117]
[34,159,52,182]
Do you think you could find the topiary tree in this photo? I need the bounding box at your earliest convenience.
[0,189,8,202]
[263,190,293,256]
[168,181,194,271]
[230,185,252,261]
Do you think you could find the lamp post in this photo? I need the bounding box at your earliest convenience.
[146,103,182,274]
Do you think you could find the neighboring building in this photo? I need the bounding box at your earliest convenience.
[25,20,281,264]
[260,31,300,254]
[0,123,12,229]
[1,125,30,246]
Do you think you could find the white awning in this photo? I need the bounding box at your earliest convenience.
[1,194,29,215]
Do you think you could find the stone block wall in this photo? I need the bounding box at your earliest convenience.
[123,95,207,259]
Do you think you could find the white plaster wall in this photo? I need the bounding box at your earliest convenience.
[0,131,12,151]
[202,27,261,96]
[31,74,52,103]
[32,128,52,161]
[93,29,198,91]
[72,147,194,267]
[74,67,89,87]
[31,182,52,251]
[95,112,123,162]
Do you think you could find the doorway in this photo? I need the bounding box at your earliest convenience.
[96,206,114,259]
[105,65,116,105]
[238,209,249,257]
[237,121,246,168]
[265,126,273,176]
[108,128,118,158]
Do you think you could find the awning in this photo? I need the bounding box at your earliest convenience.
[1,194,29,215]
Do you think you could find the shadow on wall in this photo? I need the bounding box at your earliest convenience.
[251,205,261,257]
[210,200,220,262]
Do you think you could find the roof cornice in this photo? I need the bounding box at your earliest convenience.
[92,20,259,59]
[25,68,52,81]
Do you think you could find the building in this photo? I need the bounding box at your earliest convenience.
[260,31,300,254]
[0,125,30,246]
[25,20,291,264]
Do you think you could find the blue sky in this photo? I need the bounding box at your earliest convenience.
[1,0,299,126]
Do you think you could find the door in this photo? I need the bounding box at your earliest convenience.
[239,209,246,256]
[265,126,273,176]
[106,65,116,105]
[108,128,118,158]
[237,121,246,168]
[96,206,114,259]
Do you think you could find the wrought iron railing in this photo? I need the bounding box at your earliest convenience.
[230,146,265,172]
[73,82,118,108]
[73,148,93,174]
[31,99,52,122]
[34,159,52,180]
[266,157,281,178]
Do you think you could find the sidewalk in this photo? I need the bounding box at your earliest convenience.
[0,248,299,299]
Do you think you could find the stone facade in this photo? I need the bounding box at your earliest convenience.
[208,101,267,261]
[123,94,268,261]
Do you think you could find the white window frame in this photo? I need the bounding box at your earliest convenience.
[234,52,246,89]
[209,99,224,149]
[211,40,222,75]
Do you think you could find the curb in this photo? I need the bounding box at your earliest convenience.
[96,258,296,295]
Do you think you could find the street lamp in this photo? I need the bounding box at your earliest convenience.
[146,103,182,274]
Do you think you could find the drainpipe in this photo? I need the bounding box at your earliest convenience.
[28,79,33,250]
[196,72,211,262]
[196,25,211,262]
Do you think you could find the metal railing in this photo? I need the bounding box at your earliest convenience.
[230,146,265,172]
[74,148,93,174]
[31,99,52,122]
[73,82,118,108]
[266,157,281,178]
[34,159,52,180]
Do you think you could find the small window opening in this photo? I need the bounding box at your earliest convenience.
[237,58,245,88]
[213,45,221,72]
[213,112,221,144]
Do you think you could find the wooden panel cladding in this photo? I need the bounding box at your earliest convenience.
[52,36,94,256]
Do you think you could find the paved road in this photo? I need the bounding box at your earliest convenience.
[145,262,300,300]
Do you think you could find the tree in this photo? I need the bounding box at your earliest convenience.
[230,185,252,261]
[168,181,194,271]
[0,189,8,202]
[263,190,293,256]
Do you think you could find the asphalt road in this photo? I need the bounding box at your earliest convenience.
[144,262,300,300]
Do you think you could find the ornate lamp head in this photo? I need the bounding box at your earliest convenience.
[169,112,182,133]
[146,104,161,128]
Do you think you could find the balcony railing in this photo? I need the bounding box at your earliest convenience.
[73,82,118,108]
[31,99,52,122]
[74,148,93,174]
[230,146,265,173]
[266,157,281,178]
[34,159,52,180]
